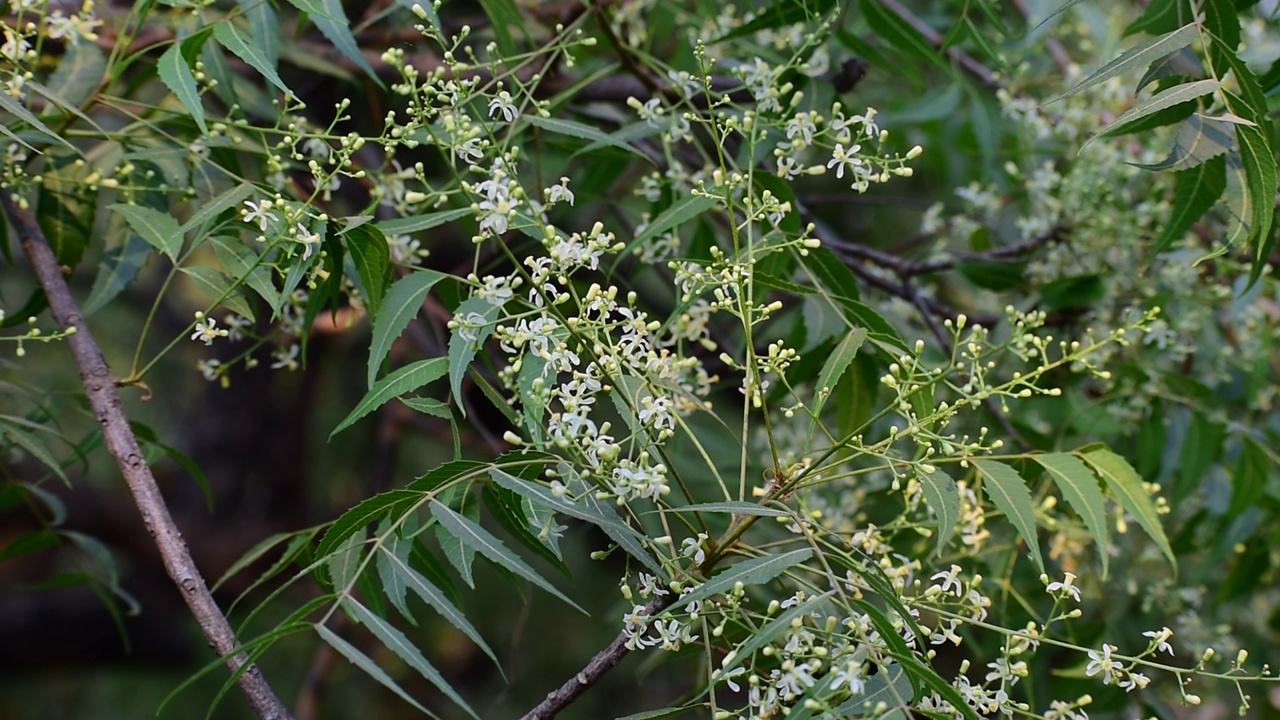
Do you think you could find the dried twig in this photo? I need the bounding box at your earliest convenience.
[0,190,295,720]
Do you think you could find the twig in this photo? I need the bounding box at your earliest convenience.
[0,190,295,720]
[1010,0,1073,75]
[518,593,675,720]
[878,0,1002,89]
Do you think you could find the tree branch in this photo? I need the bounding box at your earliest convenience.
[0,190,295,720]
[518,593,675,720]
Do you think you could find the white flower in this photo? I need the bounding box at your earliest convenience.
[197,358,222,381]
[1085,644,1121,684]
[294,222,322,260]
[190,314,227,345]
[301,137,331,160]
[1046,572,1081,602]
[1119,671,1149,692]
[545,177,575,206]
[271,343,300,371]
[241,199,276,232]
[1143,627,1174,655]
[827,143,863,179]
[488,91,518,122]
[930,564,964,595]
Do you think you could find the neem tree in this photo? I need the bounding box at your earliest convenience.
[2,0,1280,718]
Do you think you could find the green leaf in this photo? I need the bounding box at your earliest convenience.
[180,266,256,322]
[45,39,105,110]
[974,460,1044,573]
[524,116,650,160]
[345,224,392,318]
[213,20,291,95]
[447,296,501,414]
[489,467,666,578]
[1081,448,1177,571]
[1054,22,1200,101]
[717,592,832,676]
[332,358,448,438]
[663,501,789,518]
[344,599,478,718]
[37,152,94,267]
[110,204,183,261]
[1034,453,1110,577]
[326,527,366,589]
[1134,113,1236,172]
[83,234,152,317]
[1137,47,1205,91]
[1221,91,1277,263]
[314,623,439,717]
[715,0,836,42]
[917,467,959,557]
[376,207,472,236]
[0,92,76,151]
[309,0,383,84]
[1227,438,1267,520]
[800,245,860,300]
[633,194,720,249]
[1154,154,1226,254]
[430,499,585,613]
[211,236,278,309]
[863,0,954,75]
[214,526,320,592]
[670,549,812,612]
[482,483,570,572]
[237,0,279,68]
[476,0,523,56]
[399,397,452,419]
[1094,78,1219,141]
[808,328,867,433]
[377,542,499,665]
[158,43,207,134]
[0,421,67,483]
[835,662,914,714]
[179,183,254,234]
[368,270,447,388]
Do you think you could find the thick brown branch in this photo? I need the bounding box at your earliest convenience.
[0,190,295,720]
[518,593,675,720]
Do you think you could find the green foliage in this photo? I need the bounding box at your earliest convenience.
[4,0,1280,718]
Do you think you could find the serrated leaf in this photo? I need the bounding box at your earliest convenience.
[310,0,382,84]
[1154,154,1226,254]
[489,468,666,578]
[670,549,812,612]
[917,467,959,557]
[180,266,256,322]
[332,358,448,437]
[345,224,391,318]
[1095,78,1219,141]
[1225,101,1277,262]
[800,245,860,300]
[477,0,522,56]
[377,543,499,666]
[211,235,278,308]
[1134,113,1236,172]
[1137,47,1206,91]
[45,38,105,109]
[1054,22,1200,101]
[376,207,471,236]
[314,623,438,717]
[368,270,447,388]
[447,296,501,415]
[237,0,279,68]
[482,483,569,572]
[110,204,183,261]
[974,460,1044,572]
[524,116,650,160]
[83,234,152,316]
[633,194,720,249]
[717,592,831,676]
[808,328,867,434]
[0,92,76,151]
[1081,448,1176,571]
[431,499,585,613]
[213,20,291,95]
[214,526,320,591]
[399,397,452,419]
[1034,453,1110,577]
[344,599,478,718]
[158,43,207,134]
